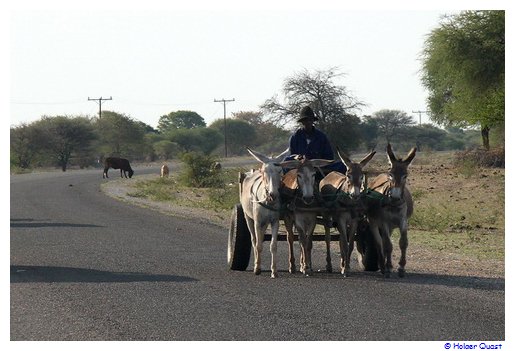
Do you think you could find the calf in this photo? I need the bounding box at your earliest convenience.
[160,164,170,177]
[103,157,134,179]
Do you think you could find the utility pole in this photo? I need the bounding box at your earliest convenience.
[412,110,429,125]
[88,96,112,119]
[214,98,235,158]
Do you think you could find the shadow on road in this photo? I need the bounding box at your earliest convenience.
[10,265,198,284]
[10,218,104,228]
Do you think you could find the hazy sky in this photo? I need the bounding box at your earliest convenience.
[6,1,502,129]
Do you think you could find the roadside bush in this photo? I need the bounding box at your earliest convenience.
[454,147,504,169]
[179,152,224,188]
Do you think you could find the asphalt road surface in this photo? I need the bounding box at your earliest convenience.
[10,167,505,341]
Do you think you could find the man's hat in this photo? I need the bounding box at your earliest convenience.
[297,106,318,122]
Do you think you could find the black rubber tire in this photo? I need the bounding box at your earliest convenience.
[355,218,379,271]
[227,204,252,271]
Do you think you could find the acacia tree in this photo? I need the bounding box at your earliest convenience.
[371,109,415,144]
[31,116,96,171]
[158,110,206,132]
[94,111,146,157]
[421,10,504,149]
[261,67,364,128]
[261,67,364,151]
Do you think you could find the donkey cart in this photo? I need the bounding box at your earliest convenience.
[227,202,380,273]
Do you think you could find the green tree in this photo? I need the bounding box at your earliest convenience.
[10,123,39,169]
[209,118,257,156]
[360,116,380,151]
[167,128,223,155]
[153,140,180,160]
[421,10,504,149]
[31,116,96,171]
[94,111,145,157]
[232,111,289,153]
[158,110,206,132]
[407,124,448,151]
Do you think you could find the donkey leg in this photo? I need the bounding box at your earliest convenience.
[381,225,393,278]
[324,218,333,272]
[346,219,358,274]
[298,230,307,274]
[369,221,386,275]
[304,219,316,275]
[269,220,279,278]
[244,217,261,275]
[253,223,267,276]
[284,216,296,274]
[398,220,409,277]
[336,218,350,277]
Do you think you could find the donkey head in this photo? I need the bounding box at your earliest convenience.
[247,147,287,203]
[282,156,334,205]
[386,143,416,200]
[337,148,376,199]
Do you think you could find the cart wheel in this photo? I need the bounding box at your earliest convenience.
[227,204,251,271]
[355,218,379,271]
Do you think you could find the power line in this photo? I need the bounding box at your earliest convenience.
[88,96,112,119]
[214,98,235,158]
[412,110,429,125]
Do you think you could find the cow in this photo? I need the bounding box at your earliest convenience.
[103,157,134,179]
[160,164,170,178]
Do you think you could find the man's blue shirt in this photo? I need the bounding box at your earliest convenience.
[287,127,346,173]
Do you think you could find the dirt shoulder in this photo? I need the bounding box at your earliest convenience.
[101,173,231,229]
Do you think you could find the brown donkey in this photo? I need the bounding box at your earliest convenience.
[366,144,416,277]
[319,149,376,276]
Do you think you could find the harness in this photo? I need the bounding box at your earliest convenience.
[250,168,284,212]
[363,179,405,208]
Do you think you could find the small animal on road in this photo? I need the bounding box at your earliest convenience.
[160,164,170,177]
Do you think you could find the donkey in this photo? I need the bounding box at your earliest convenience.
[281,157,334,275]
[240,147,289,278]
[366,143,416,277]
[319,149,376,276]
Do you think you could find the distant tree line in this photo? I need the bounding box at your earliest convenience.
[11,107,485,173]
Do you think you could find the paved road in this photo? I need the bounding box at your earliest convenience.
[10,167,505,341]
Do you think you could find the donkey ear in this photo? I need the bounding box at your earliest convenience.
[336,147,352,169]
[247,147,271,164]
[279,160,301,169]
[404,147,417,165]
[386,143,397,165]
[309,159,335,168]
[272,147,290,162]
[359,150,376,168]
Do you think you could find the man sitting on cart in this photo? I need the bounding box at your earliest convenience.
[285,105,346,181]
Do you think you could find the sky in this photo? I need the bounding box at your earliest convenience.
[6,1,481,130]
